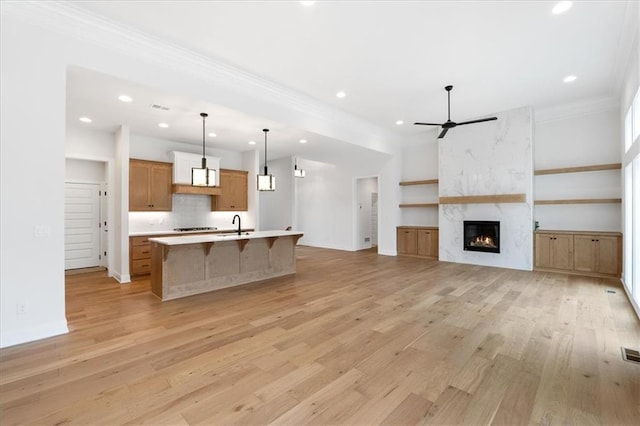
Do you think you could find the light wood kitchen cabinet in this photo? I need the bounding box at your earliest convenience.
[534,230,621,278]
[397,226,438,259]
[129,159,173,211]
[212,169,248,211]
[573,234,621,276]
[535,232,574,271]
[130,236,152,276]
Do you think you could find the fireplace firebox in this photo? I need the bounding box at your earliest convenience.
[463,221,500,253]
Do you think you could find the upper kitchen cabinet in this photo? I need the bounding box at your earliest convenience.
[129,159,173,211]
[212,169,248,211]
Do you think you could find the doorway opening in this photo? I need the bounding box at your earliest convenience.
[355,176,379,252]
[64,158,108,271]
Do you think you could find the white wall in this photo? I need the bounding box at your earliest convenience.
[66,126,115,159]
[65,158,106,182]
[534,109,622,232]
[400,135,439,227]
[296,159,353,250]
[1,19,69,347]
[259,157,294,231]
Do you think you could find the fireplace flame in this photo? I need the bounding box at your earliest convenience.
[469,235,497,248]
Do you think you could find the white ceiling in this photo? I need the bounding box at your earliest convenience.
[67,1,634,160]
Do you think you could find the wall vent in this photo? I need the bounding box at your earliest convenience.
[150,104,170,111]
[621,347,640,364]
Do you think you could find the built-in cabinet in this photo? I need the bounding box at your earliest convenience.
[534,230,621,278]
[212,169,248,211]
[534,232,574,271]
[397,226,439,259]
[129,159,173,211]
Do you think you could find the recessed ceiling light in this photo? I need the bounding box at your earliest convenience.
[158,122,169,128]
[552,1,573,15]
[79,117,92,123]
[336,91,346,99]
[300,1,316,5]
[396,120,404,125]
[118,94,133,103]
[249,140,256,145]
[208,132,216,137]
[563,75,577,83]
[299,139,308,144]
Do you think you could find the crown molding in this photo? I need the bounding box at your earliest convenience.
[534,96,619,124]
[1,1,402,153]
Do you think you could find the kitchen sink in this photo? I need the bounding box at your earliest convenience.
[217,232,251,237]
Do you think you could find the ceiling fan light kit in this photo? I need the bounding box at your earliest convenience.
[414,85,498,139]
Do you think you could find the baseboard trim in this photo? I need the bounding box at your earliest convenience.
[113,272,131,284]
[0,320,69,348]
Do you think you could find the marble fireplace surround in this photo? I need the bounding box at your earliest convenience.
[438,106,534,271]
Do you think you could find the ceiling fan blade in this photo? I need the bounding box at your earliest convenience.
[414,122,442,126]
[456,117,498,126]
[438,128,449,139]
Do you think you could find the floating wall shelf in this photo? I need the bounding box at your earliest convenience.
[399,203,439,208]
[534,198,622,205]
[399,179,439,186]
[534,163,621,176]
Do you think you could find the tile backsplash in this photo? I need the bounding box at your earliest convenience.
[129,194,249,233]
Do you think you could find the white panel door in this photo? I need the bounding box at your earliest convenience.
[65,182,101,270]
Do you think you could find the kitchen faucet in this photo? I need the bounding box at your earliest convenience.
[232,214,241,236]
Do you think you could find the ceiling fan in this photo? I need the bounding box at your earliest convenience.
[414,85,497,139]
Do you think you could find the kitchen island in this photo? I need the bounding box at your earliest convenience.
[149,230,303,301]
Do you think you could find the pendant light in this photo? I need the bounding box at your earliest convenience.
[257,128,275,191]
[191,112,216,187]
[294,157,306,178]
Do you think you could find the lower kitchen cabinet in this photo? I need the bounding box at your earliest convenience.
[397,226,438,259]
[130,236,152,276]
[534,230,621,278]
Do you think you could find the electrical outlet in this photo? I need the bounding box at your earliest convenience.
[16,302,27,315]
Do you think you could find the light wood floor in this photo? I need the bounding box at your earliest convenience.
[1,246,639,425]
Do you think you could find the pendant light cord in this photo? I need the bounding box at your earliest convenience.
[200,112,208,168]
[263,129,269,175]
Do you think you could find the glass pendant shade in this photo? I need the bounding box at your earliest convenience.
[257,173,275,191]
[191,166,216,186]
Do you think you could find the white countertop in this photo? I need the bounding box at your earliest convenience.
[149,230,304,246]
[130,228,247,237]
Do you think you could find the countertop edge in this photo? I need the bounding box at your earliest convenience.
[149,231,304,246]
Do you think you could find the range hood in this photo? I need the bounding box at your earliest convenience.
[171,151,222,195]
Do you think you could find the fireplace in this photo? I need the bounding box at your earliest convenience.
[463,221,500,253]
